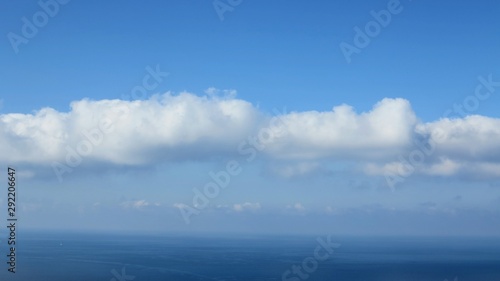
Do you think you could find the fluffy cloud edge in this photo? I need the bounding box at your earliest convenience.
[2,90,500,181]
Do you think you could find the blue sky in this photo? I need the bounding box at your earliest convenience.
[1,0,500,235]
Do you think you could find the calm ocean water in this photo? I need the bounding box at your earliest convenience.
[1,231,499,281]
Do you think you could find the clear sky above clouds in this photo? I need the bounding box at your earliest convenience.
[1,0,500,235]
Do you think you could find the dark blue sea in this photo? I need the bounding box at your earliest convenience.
[1,231,500,280]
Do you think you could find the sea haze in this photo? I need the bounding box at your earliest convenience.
[1,231,499,281]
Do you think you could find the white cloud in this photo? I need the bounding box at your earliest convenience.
[286,203,306,212]
[325,206,338,214]
[233,202,261,212]
[367,115,500,179]
[0,92,262,166]
[2,91,500,181]
[268,162,321,178]
[417,115,500,162]
[121,200,150,209]
[264,98,417,160]
[294,203,305,211]
[420,158,461,176]
[173,203,190,210]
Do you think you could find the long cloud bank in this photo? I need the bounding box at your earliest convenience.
[1,91,499,181]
